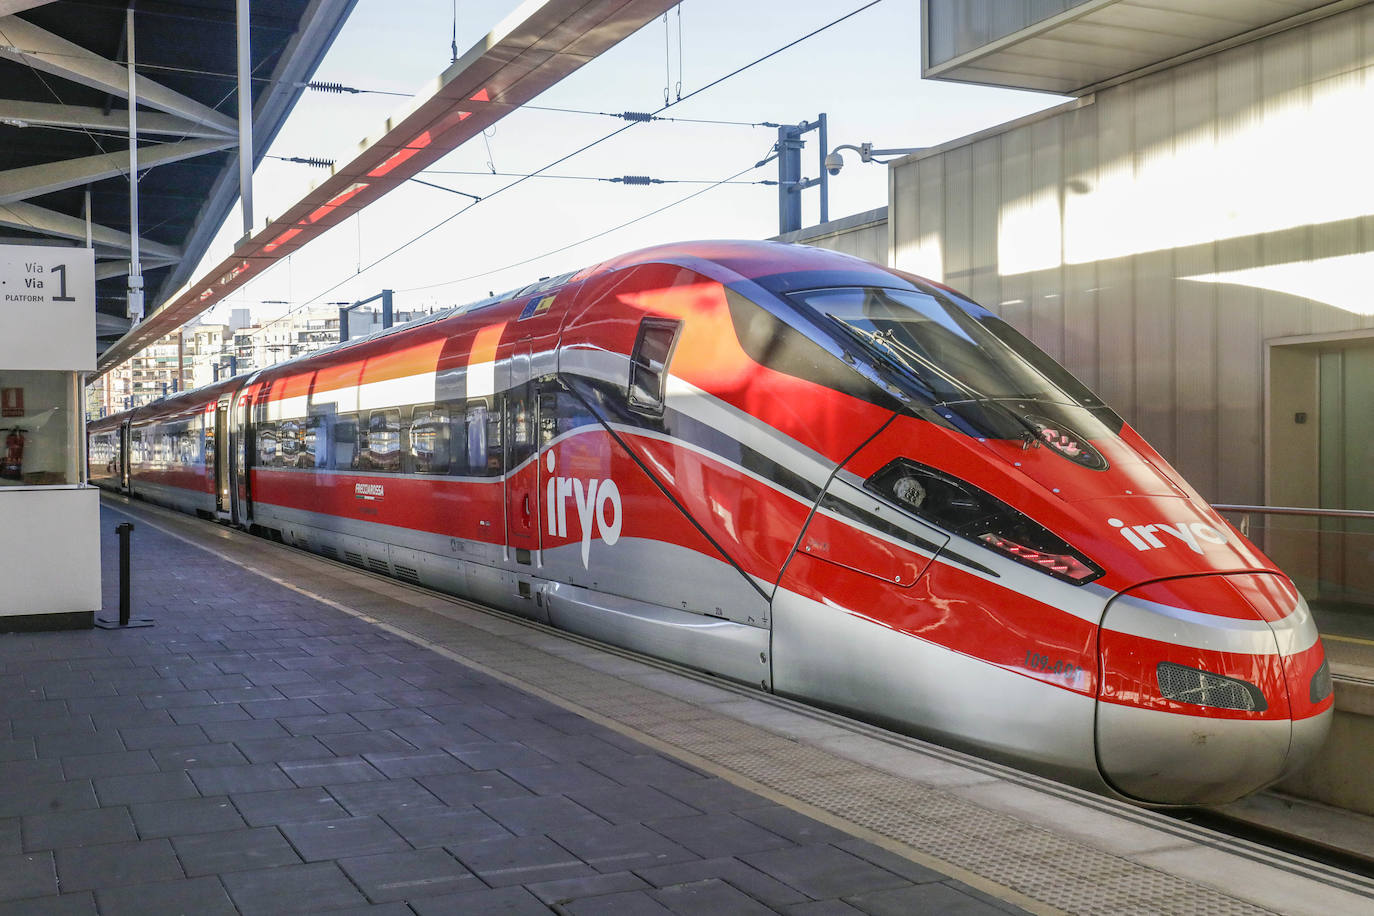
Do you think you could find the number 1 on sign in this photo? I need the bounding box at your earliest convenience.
[51,263,75,302]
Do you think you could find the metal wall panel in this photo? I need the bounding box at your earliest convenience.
[1030,117,1065,362]
[969,137,1003,310]
[1131,72,1176,459]
[1212,44,1265,505]
[943,146,975,293]
[1092,78,1136,422]
[925,0,1090,66]
[997,125,1034,333]
[1061,105,1100,393]
[893,3,1374,505]
[1171,58,1220,500]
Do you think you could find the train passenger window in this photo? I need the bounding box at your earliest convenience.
[359,410,401,473]
[505,389,535,471]
[628,317,682,414]
[258,422,280,466]
[280,419,302,467]
[333,415,358,470]
[463,399,502,476]
[409,407,450,475]
[300,416,322,468]
[538,383,598,447]
[177,423,197,466]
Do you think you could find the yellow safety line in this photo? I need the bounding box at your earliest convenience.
[1324,633,1374,648]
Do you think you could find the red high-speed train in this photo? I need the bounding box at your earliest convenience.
[89,240,1332,805]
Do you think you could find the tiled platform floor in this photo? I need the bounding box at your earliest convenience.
[0,503,1024,915]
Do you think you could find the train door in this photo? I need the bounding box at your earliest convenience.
[214,396,231,519]
[229,391,253,526]
[504,339,539,563]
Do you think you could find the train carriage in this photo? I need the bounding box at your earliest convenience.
[90,240,1332,805]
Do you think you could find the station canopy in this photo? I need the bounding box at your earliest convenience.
[0,0,354,356]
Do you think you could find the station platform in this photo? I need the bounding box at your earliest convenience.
[2,498,1371,914]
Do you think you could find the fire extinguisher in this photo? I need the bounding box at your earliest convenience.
[1,427,25,481]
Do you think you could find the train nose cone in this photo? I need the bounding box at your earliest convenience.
[1095,573,1330,805]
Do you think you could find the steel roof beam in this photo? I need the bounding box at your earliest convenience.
[0,200,182,259]
[0,2,54,14]
[0,99,236,138]
[0,14,237,135]
[0,137,234,203]
[156,0,359,303]
[95,256,176,281]
[97,0,679,373]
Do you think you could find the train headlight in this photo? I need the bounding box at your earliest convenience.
[865,459,1103,585]
[1024,415,1108,470]
[892,475,927,509]
[1156,661,1267,712]
[1310,659,1333,704]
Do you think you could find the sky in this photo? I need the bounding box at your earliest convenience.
[195,0,1063,333]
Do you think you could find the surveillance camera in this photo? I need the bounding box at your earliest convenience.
[824,152,844,176]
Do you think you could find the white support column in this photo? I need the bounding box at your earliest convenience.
[237,0,254,237]
[126,6,142,323]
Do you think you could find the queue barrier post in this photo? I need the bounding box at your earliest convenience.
[96,522,154,629]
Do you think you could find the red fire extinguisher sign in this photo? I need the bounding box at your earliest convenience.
[0,388,22,418]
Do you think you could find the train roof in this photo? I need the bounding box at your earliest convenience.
[94,240,917,424]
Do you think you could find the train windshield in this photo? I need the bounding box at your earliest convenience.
[792,286,1119,439]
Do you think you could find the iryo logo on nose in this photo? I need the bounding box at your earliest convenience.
[546,451,622,568]
[1108,518,1228,554]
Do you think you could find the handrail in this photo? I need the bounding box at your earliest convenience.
[1213,504,1374,521]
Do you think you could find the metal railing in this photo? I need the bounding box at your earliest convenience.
[1212,505,1374,537]
[1212,504,1374,641]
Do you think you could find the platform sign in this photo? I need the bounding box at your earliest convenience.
[0,244,95,372]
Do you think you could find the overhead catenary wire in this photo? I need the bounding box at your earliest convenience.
[419,167,775,186]
[521,104,774,128]
[237,0,887,341]
[396,162,763,294]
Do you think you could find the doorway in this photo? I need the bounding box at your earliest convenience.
[1268,332,1374,620]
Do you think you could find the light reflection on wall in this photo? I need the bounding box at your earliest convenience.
[1183,253,1374,317]
[990,63,1374,280]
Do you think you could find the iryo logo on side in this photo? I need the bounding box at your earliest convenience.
[545,451,622,568]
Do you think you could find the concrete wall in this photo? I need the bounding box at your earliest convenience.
[889,5,1374,505]
[775,207,889,265]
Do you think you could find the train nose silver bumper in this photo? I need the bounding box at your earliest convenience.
[1095,575,1293,805]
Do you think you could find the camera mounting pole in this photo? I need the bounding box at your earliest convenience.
[757,113,828,235]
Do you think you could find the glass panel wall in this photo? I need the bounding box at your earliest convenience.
[0,369,81,487]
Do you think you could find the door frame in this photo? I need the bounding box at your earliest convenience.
[214,396,231,518]
[503,338,539,563]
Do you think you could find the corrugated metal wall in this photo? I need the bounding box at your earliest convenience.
[892,4,1374,505]
[925,0,1089,66]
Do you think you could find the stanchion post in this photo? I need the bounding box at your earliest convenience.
[96,521,154,629]
[118,522,132,625]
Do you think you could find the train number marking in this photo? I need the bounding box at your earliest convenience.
[545,452,621,568]
[1025,651,1082,680]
